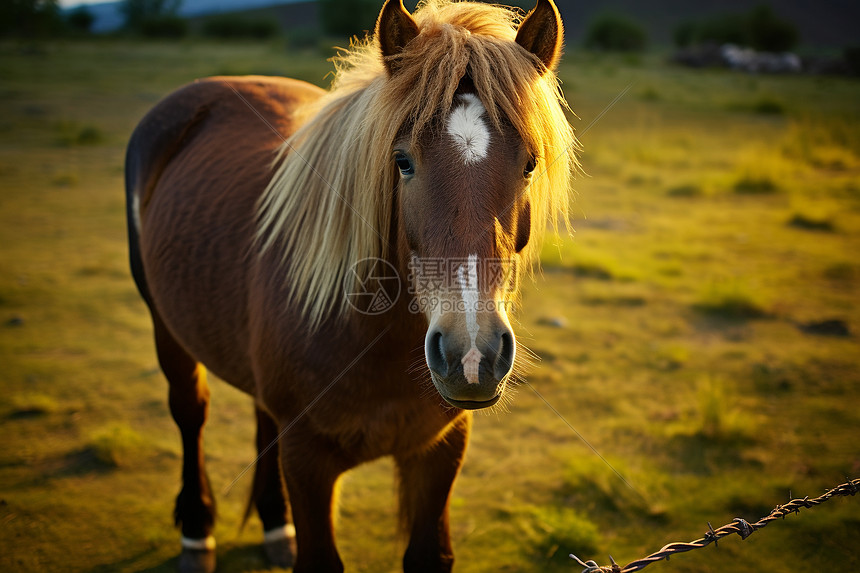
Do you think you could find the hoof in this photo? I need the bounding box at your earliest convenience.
[263,524,296,569]
[178,537,216,573]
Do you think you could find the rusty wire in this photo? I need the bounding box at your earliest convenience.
[570,477,860,573]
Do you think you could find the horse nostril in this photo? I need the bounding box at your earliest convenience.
[425,329,448,377]
[493,330,515,380]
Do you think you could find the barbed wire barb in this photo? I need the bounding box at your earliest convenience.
[572,477,860,573]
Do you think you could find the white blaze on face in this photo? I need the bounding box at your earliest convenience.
[457,254,482,384]
[446,94,490,164]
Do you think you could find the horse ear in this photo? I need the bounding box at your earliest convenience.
[376,0,420,75]
[515,0,564,72]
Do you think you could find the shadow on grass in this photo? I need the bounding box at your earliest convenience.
[6,407,51,420]
[690,280,771,327]
[1,447,118,491]
[665,431,761,476]
[125,543,275,573]
[692,299,769,321]
[55,446,120,477]
[787,213,836,232]
[543,262,614,281]
[86,548,172,573]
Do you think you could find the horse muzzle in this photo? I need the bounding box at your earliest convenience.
[424,321,515,409]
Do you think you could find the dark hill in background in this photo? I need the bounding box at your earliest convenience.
[72,0,858,49]
[240,0,857,49]
[190,1,320,35]
[553,0,857,50]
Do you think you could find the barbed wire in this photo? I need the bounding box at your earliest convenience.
[570,477,860,573]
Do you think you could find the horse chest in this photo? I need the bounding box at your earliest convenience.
[306,376,459,459]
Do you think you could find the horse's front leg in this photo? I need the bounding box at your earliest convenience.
[279,428,351,573]
[395,413,471,573]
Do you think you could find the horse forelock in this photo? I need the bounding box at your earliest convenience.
[257,0,580,330]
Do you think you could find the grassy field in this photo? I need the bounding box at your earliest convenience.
[0,36,858,573]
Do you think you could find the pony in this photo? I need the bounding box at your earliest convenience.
[124,0,577,571]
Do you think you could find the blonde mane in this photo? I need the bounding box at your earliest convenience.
[257,0,579,329]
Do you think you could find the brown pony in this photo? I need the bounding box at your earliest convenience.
[125,0,577,571]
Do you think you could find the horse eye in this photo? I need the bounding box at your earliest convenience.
[523,157,537,178]
[394,153,414,176]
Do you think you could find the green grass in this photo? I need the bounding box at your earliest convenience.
[1,39,859,573]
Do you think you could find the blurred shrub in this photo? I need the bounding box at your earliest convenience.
[844,45,860,76]
[673,21,697,48]
[674,4,799,52]
[202,15,279,40]
[584,13,647,52]
[696,13,748,46]
[140,15,188,38]
[121,0,187,38]
[319,0,379,38]
[750,97,785,115]
[728,96,786,115]
[748,5,798,52]
[66,5,95,34]
[0,0,64,38]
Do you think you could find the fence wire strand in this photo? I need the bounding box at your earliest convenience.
[571,477,860,572]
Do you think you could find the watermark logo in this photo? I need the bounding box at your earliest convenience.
[407,257,514,296]
[344,258,401,315]
[408,296,512,315]
[345,257,517,316]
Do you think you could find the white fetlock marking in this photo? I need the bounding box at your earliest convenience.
[264,524,296,542]
[181,535,216,551]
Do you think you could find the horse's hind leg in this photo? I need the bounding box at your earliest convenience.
[251,407,295,568]
[153,312,217,573]
[396,414,471,573]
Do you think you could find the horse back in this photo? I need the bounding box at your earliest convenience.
[126,75,323,241]
[125,76,324,390]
